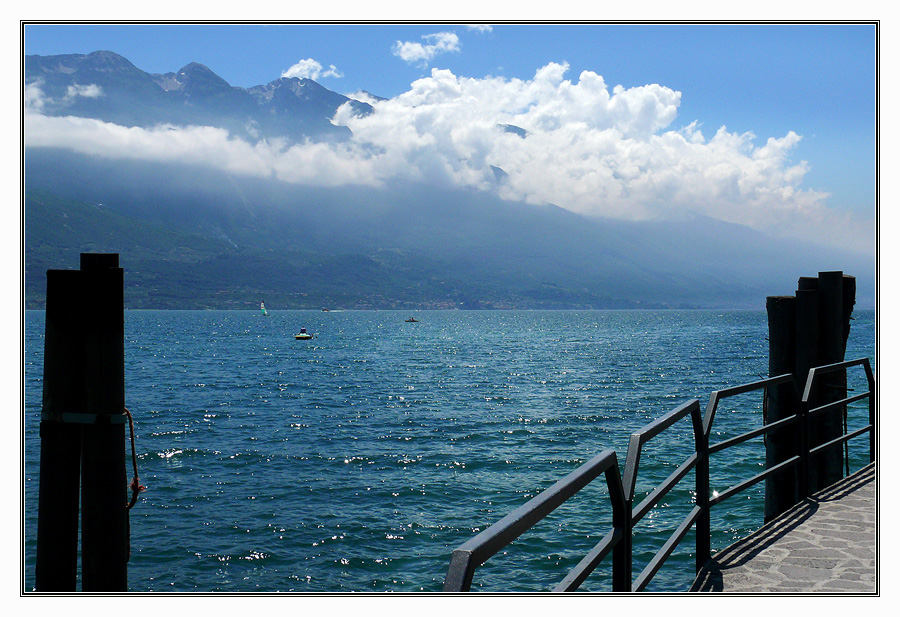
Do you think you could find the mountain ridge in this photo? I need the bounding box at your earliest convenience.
[25,50,373,142]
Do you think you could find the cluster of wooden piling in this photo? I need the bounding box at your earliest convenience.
[765,271,855,521]
[35,254,128,591]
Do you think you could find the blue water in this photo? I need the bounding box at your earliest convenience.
[22,309,875,593]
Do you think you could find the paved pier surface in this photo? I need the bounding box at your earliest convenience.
[692,463,876,593]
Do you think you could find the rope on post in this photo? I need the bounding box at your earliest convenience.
[124,407,145,510]
[123,406,145,564]
[39,406,144,508]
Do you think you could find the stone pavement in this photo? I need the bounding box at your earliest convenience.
[691,463,876,593]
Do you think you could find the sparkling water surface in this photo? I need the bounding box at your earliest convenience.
[23,309,875,593]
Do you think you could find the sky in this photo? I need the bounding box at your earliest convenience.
[21,21,878,254]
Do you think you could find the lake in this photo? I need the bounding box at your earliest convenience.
[22,308,876,593]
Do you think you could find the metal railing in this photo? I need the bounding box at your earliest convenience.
[799,358,877,495]
[443,449,627,592]
[443,358,875,592]
[621,399,702,591]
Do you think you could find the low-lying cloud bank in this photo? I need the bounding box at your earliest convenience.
[23,63,874,255]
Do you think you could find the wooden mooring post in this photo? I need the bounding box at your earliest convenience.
[35,253,128,592]
[765,271,855,522]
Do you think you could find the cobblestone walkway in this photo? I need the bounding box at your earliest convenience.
[692,463,876,593]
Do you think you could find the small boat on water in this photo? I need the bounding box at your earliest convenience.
[295,327,313,340]
[260,302,269,317]
[405,317,418,323]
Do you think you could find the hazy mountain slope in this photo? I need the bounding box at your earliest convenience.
[24,149,875,310]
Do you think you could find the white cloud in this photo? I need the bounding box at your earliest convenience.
[465,25,493,33]
[23,110,382,186]
[281,58,344,80]
[392,32,460,66]
[24,81,46,112]
[25,79,104,111]
[25,113,276,178]
[65,84,103,100]
[331,63,862,248]
[23,65,873,254]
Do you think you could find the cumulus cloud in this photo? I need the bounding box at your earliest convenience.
[466,25,493,33]
[281,58,343,80]
[23,64,872,253]
[392,32,460,66]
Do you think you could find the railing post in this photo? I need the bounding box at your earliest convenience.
[865,360,876,464]
[443,550,475,592]
[797,390,811,500]
[617,434,643,592]
[694,416,710,572]
[604,461,629,593]
[612,499,632,592]
[868,393,876,463]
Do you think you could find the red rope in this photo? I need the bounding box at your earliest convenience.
[124,407,146,510]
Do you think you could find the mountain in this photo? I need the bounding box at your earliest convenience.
[25,50,373,142]
[23,52,876,310]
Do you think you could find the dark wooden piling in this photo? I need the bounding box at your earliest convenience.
[814,272,846,490]
[35,254,128,592]
[35,270,86,591]
[79,254,128,591]
[794,286,820,493]
[765,296,798,521]
[842,275,856,352]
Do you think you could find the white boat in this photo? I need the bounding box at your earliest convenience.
[261,301,269,317]
[295,327,313,340]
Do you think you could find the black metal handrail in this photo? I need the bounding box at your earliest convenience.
[443,449,626,592]
[443,358,875,593]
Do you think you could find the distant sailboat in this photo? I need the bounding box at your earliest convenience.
[261,302,269,317]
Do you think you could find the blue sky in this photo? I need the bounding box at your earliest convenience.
[22,22,877,253]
